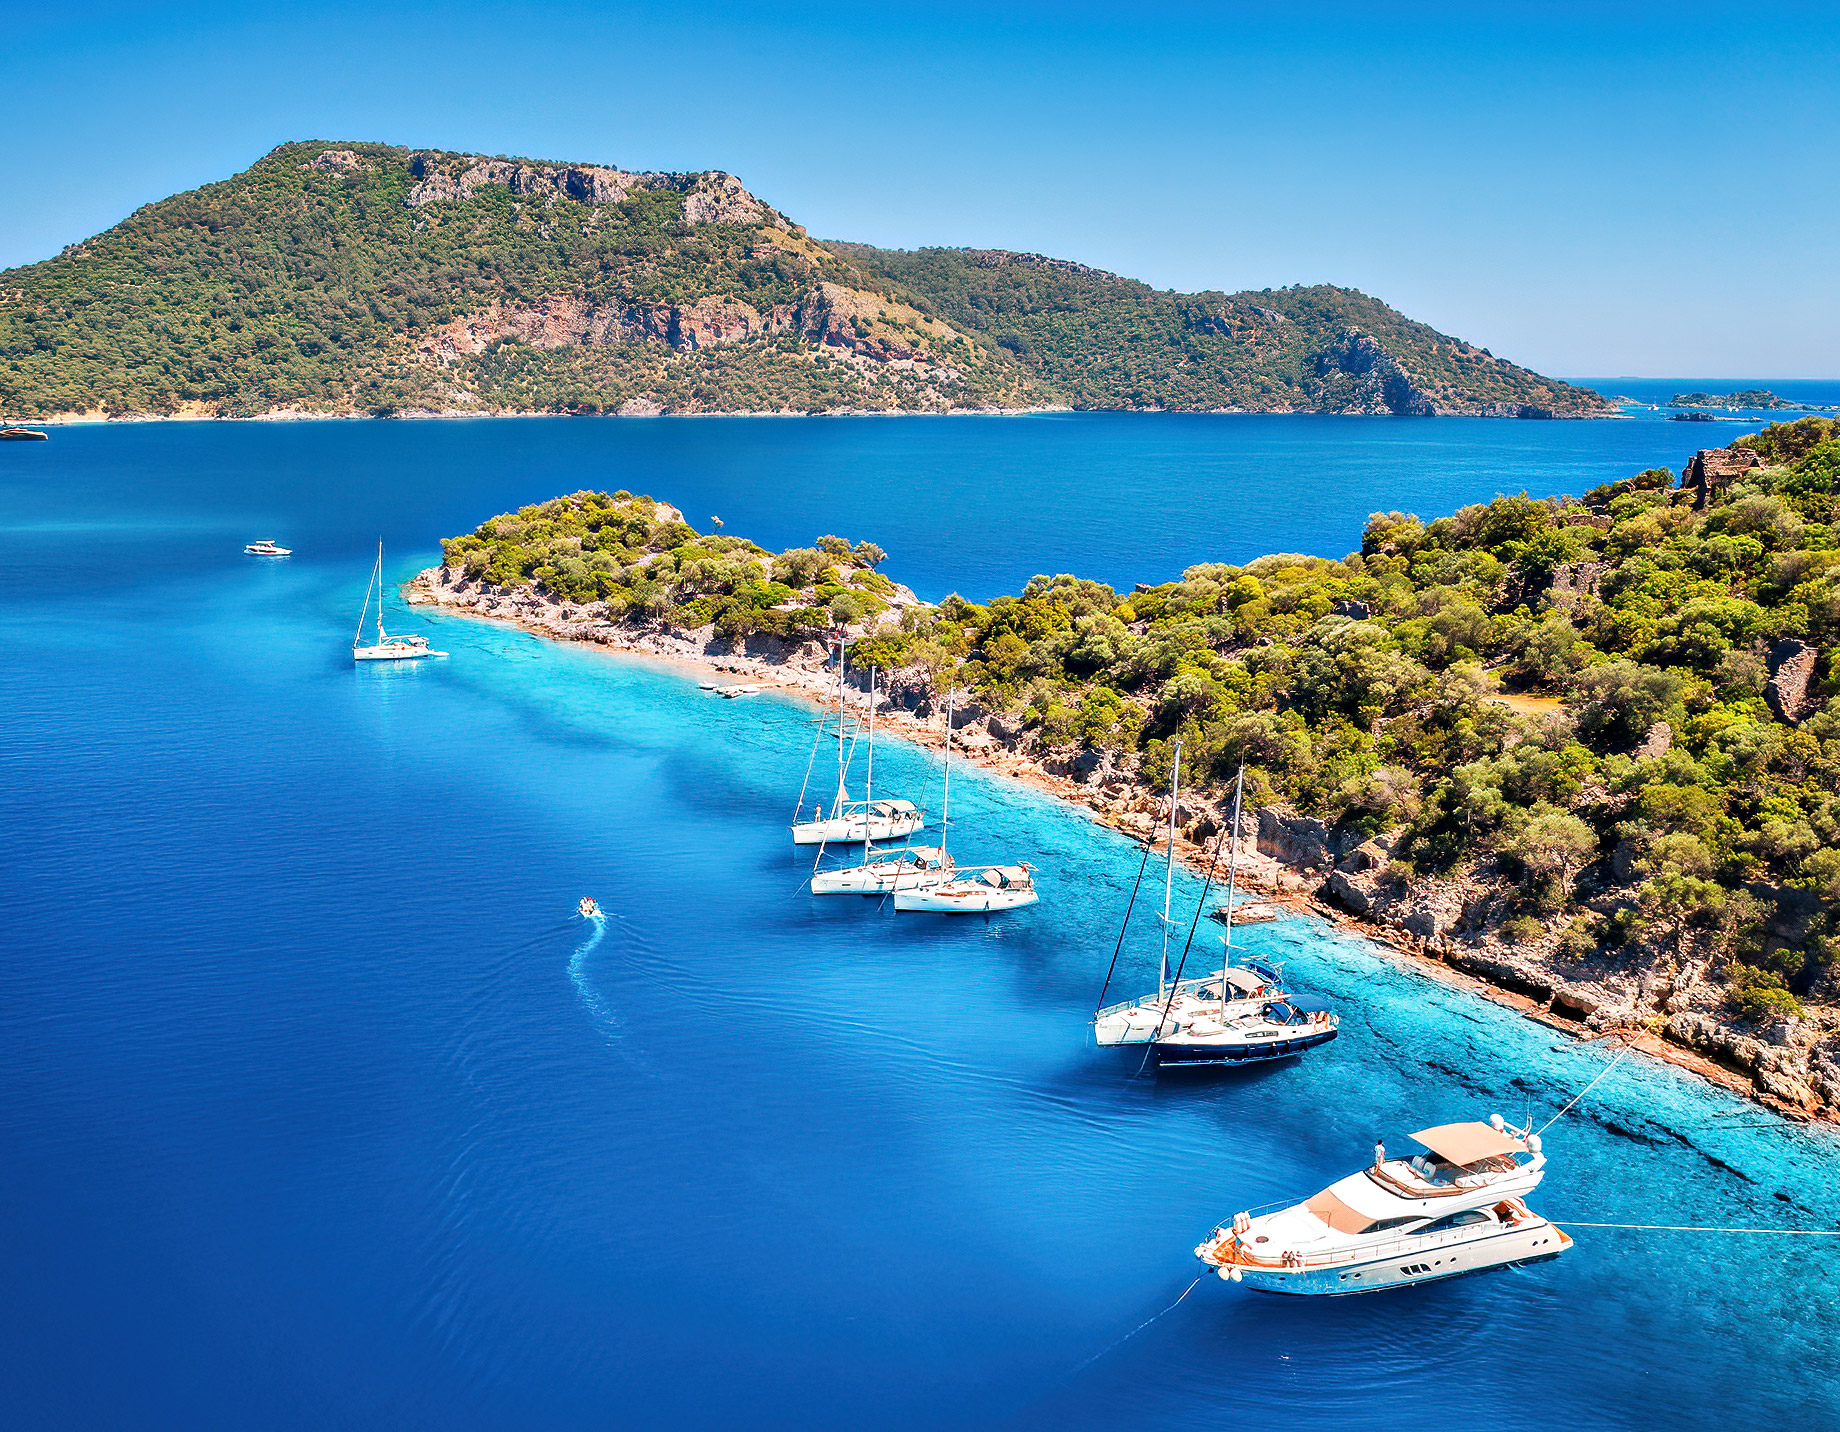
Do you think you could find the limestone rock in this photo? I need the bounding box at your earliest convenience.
[1258,807,1333,869]
[1325,870,1374,916]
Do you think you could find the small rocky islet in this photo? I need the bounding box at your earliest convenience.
[413,415,1840,1121]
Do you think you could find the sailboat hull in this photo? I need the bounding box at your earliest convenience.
[353,643,444,661]
[791,813,925,846]
[893,884,1038,913]
[1150,1025,1338,1067]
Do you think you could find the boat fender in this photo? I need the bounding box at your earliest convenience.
[1490,1112,1507,1131]
[1526,1133,1543,1154]
[1227,1265,1242,1282]
[1232,1211,1252,1234]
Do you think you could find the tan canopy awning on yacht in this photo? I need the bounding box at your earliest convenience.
[1305,1188,1380,1234]
[1411,1122,1526,1165]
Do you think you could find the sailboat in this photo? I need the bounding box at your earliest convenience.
[790,639,924,846]
[1093,757,1336,1064]
[353,541,447,662]
[893,689,1039,913]
[811,666,952,895]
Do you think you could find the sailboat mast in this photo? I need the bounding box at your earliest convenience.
[833,635,847,817]
[1161,738,1182,999]
[863,667,875,868]
[354,554,372,650]
[1220,760,1245,1017]
[940,688,954,861]
[375,542,386,644]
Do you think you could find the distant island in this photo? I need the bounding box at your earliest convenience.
[0,141,1611,422]
[1669,390,1799,410]
[413,414,1840,1120]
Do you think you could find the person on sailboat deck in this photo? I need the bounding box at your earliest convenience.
[1374,1140,1386,1169]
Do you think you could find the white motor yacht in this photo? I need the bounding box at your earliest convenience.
[1193,1116,1570,1295]
[245,539,291,556]
[353,541,446,662]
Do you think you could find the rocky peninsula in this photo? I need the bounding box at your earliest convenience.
[409,416,1840,1122]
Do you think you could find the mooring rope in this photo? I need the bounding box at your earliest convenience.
[1065,1274,1205,1378]
[1552,1221,1840,1237]
[1536,1039,1637,1135]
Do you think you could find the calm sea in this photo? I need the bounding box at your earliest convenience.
[3,414,1837,1429]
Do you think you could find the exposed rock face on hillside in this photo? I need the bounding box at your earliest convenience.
[0,143,1613,420]
[402,152,791,229]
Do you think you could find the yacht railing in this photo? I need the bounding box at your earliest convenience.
[1209,1206,1538,1270]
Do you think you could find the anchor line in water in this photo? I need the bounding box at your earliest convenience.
[1536,1039,1638,1135]
[1094,835,1157,1016]
[1550,1221,1840,1237]
[1065,1274,1205,1379]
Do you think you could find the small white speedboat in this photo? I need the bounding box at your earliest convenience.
[1193,1116,1569,1295]
[245,539,291,556]
[578,897,603,919]
[893,863,1038,913]
[811,846,952,896]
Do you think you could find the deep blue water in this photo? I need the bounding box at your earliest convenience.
[4,415,1839,1429]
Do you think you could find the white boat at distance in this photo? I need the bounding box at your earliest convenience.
[890,687,1039,914]
[1194,1115,1569,1295]
[791,640,924,846]
[1094,758,1337,1066]
[353,541,447,662]
[244,539,291,556]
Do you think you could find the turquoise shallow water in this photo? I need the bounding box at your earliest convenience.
[3,416,1838,1428]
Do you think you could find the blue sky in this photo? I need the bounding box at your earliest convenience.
[3,1,1836,376]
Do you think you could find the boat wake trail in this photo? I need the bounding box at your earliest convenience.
[568,913,655,1074]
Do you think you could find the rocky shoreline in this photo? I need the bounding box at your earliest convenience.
[408,563,1838,1127]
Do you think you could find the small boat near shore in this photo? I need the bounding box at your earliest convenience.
[889,688,1040,914]
[1094,758,1335,1065]
[245,539,292,556]
[1193,1115,1568,1295]
[0,426,49,440]
[354,541,447,662]
[791,642,924,846]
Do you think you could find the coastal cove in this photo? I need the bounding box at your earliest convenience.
[5,414,1840,1427]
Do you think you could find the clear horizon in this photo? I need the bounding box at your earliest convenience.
[3,1,1836,379]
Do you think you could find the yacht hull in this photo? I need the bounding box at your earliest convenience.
[1153,1025,1338,1066]
[1229,1222,1571,1295]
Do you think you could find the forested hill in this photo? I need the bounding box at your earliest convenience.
[0,141,1607,420]
[833,246,1609,417]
